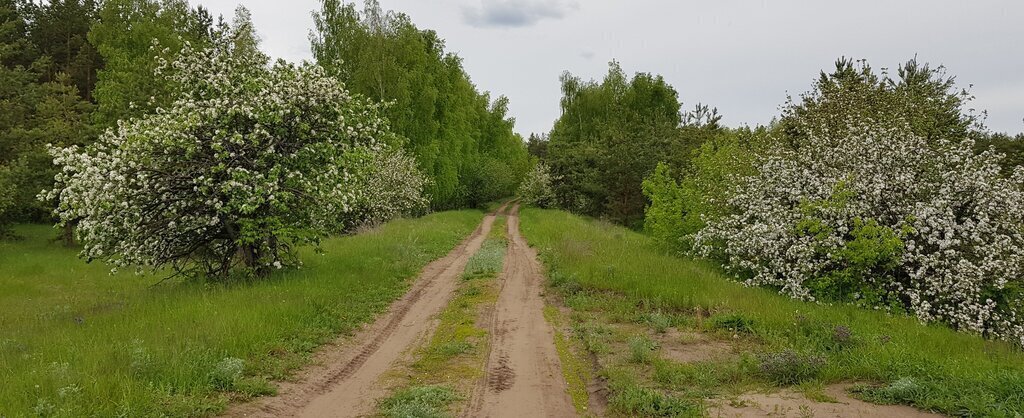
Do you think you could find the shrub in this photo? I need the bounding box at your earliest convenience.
[696,119,1024,346]
[210,357,244,390]
[757,349,826,385]
[628,336,659,364]
[45,22,417,280]
[344,148,429,230]
[517,161,556,208]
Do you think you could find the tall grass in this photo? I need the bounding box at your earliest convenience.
[0,211,482,416]
[519,208,1024,416]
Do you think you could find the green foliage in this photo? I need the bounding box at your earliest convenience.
[546,61,687,227]
[780,57,981,146]
[21,0,103,101]
[976,132,1024,176]
[806,218,906,305]
[89,0,213,127]
[0,1,97,230]
[642,163,686,250]
[311,0,528,209]
[642,127,765,252]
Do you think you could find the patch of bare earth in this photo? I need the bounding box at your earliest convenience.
[466,204,576,418]
[655,329,734,364]
[711,384,941,417]
[225,205,506,418]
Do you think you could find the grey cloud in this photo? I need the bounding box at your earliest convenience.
[462,0,577,28]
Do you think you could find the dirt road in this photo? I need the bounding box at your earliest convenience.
[466,203,576,417]
[228,205,506,418]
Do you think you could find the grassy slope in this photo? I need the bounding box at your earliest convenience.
[519,208,1024,416]
[0,211,481,417]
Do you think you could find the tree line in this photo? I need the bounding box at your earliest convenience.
[0,0,531,241]
[520,57,1024,346]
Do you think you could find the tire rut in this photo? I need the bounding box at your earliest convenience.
[226,204,508,418]
[467,203,576,418]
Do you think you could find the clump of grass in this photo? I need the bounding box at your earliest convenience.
[856,377,924,405]
[643,311,674,333]
[710,313,755,335]
[461,219,507,281]
[628,336,659,364]
[756,350,826,386]
[378,385,462,418]
[209,357,245,390]
[607,369,702,417]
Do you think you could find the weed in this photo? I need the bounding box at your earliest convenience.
[210,357,245,390]
[710,313,755,335]
[629,336,659,364]
[756,350,826,386]
[607,370,702,417]
[644,311,674,333]
[378,385,461,418]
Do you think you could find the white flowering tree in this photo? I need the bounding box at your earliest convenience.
[695,119,1024,345]
[343,147,430,229]
[45,17,422,279]
[517,162,556,208]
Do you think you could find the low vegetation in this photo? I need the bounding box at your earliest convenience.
[520,208,1024,416]
[0,211,481,416]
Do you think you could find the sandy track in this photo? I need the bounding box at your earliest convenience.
[227,205,506,418]
[467,204,576,418]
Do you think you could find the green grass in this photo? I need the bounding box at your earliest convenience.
[543,305,593,416]
[519,208,1024,417]
[0,211,482,417]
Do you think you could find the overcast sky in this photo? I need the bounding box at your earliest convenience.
[193,0,1024,137]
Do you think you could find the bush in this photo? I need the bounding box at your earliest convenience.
[757,349,826,385]
[517,162,556,208]
[209,357,244,390]
[344,148,429,230]
[695,119,1024,346]
[46,22,417,280]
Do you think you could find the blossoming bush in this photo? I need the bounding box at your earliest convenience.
[45,22,419,279]
[517,162,556,208]
[694,120,1024,345]
[343,147,429,230]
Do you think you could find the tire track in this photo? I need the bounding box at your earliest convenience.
[467,203,575,417]
[227,204,508,418]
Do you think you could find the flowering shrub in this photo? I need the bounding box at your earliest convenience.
[344,147,429,230]
[45,21,416,279]
[695,120,1024,345]
[517,162,556,208]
